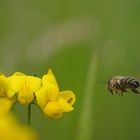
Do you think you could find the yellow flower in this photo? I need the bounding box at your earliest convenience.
[0,97,16,115]
[0,73,8,97]
[0,113,38,140]
[35,69,76,119]
[7,72,41,105]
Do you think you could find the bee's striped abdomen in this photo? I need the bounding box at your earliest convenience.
[120,77,139,87]
[120,77,140,93]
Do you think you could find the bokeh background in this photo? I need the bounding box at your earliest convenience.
[0,0,140,140]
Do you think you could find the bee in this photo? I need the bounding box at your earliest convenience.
[107,76,140,95]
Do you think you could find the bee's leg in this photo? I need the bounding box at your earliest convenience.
[119,91,122,96]
[115,84,120,95]
[120,90,124,96]
[131,88,139,94]
[110,90,114,95]
[109,89,113,95]
[120,88,127,96]
[114,87,118,95]
[116,90,121,96]
[117,91,120,96]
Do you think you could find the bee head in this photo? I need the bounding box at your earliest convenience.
[107,78,114,94]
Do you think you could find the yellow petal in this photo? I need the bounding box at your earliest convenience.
[46,84,59,101]
[7,75,26,93]
[47,68,53,75]
[26,76,41,92]
[7,89,16,97]
[0,98,16,114]
[60,90,76,106]
[43,102,63,119]
[35,87,47,108]
[0,73,6,79]
[18,87,34,105]
[7,75,25,98]
[18,126,38,140]
[42,69,59,91]
[58,98,74,112]
[0,74,7,97]
[13,72,25,76]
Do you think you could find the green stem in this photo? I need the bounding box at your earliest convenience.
[27,103,32,126]
[76,53,98,140]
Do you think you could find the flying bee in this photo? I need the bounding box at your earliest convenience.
[107,76,140,95]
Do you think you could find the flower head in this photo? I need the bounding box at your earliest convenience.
[35,69,76,118]
[7,72,41,105]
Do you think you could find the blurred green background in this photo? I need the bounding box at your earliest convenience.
[1,0,140,140]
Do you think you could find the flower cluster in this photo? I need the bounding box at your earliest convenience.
[0,69,76,119]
